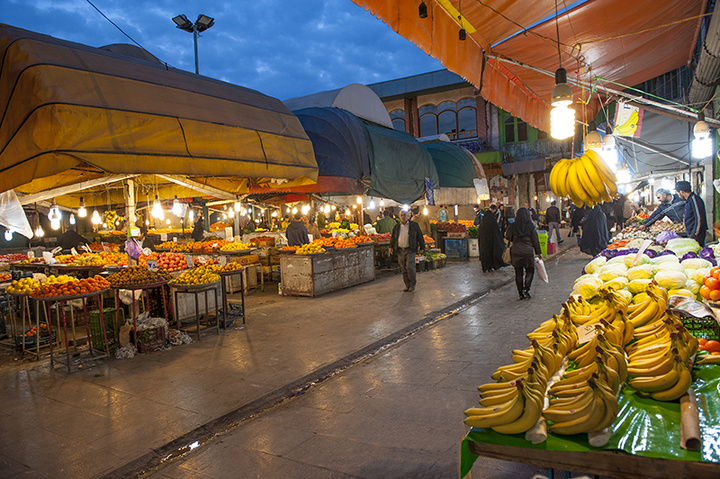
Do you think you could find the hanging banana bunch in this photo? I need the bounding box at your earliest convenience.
[549,150,618,207]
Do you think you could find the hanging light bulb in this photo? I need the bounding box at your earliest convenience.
[69,214,76,225]
[50,218,60,230]
[550,68,575,140]
[4,230,12,241]
[379,199,384,207]
[78,197,87,218]
[234,197,242,213]
[222,213,227,219]
[91,209,101,225]
[172,196,182,216]
[166,219,171,225]
[423,206,428,215]
[34,223,44,237]
[402,204,409,211]
[356,196,362,205]
[152,195,164,219]
[332,205,337,211]
[585,121,602,151]
[369,200,376,209]
[692,113,712,159]
[271,211,278,217]
[48,199,61,222]
[188,209,195,222]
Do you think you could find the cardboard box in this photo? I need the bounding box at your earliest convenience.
[232,254,259,266]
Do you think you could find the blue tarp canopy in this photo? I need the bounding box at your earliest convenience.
[424,142,477,188]
[363,122,439,204]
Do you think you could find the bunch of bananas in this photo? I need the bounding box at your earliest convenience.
[563,288,634,346]
[625,312,698,401]
[545,376,620,435]
[626,282,668,328]
[549,150,618,207]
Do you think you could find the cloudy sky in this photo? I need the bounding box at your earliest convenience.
[1,0,444,100]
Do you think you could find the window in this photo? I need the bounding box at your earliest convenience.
[391,118,405,131]
[438,110,456,136]
[390,110,405,132]
[419,104,438,136]
[457,106,476,138]
[503,114,528,144]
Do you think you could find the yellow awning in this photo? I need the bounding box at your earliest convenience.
[0,24,317,195]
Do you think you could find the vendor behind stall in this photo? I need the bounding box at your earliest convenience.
[57,226,89,252]
[286,213,309,246]
[375,210,397,234]
[639,188,685,230]
[302,215,322,242]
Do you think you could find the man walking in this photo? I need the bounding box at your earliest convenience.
[676,181,707,246]
[375,210,397,234]
[389,210,425,292]
[545,200,563,244]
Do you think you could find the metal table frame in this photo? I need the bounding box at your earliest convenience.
[171,283,221,341]
[218,268,245,326]
[112,281,170,342]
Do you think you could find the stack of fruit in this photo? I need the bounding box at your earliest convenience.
[98,252,128,266]
[106,266,172,287]
[371,233,391,243]
[0,273,11,283]
[436,222,467,233]
[0,253,28,262]
[31,275,110,298]
[220,241,253,251]
[549,150,618,207]
[333,238,357,249]
[20,258,44,264]
[280,245,299,252]
[210,262,243,273]
[295,243,326,254]
[170,268,220,286]
[23,322,49,338]
[313,237,337,248]
[649,222,685,233]
[139,252,188,272]
[193,258,219,267]
[7,277,39,294]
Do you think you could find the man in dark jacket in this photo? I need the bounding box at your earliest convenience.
[473,205,482,227]
[676,181,707,245]
[285,213,309,246]
[191,216,205,241]
[57,226,89,252]
[389,210,425,292]
[545,200,563,244]
[640,188,685,230]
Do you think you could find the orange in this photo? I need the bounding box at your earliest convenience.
[701,285,712,300]
[709,289,720,301]
[699,337,708,346]
[705,340,720,354]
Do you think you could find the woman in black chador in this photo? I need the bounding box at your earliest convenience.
[478,205,507,272]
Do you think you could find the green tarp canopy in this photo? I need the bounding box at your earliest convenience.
[424,142,477,188]
[364,123,439,204]
[474,151,503,164]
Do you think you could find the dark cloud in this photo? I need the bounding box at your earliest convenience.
[1,0,443,99]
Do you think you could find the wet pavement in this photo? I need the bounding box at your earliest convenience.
[0,238,588,478]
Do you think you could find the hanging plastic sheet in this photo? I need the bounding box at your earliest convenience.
[0,190,33,238]
[460,364,720,478]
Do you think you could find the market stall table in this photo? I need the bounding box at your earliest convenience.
[4,291,54,357]
[217,269,245,326]
[40,289,111,372]
[170,281,221,340]
[111,280,171,342]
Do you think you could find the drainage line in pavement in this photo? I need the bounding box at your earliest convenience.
[101,280,512,479]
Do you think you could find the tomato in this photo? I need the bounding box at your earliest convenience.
[706,277,720,290]
[712,351,720,356]
[701,285,712,299]
[699,337,708,346]
[709,289,720,301]
[713,267,720,280]
[705,340,720,354]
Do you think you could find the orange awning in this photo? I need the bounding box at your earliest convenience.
[352,0,706,131]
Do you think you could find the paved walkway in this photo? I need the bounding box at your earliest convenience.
[0,238,585,478]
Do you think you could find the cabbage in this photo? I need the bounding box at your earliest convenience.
[616,289,633,303]
[628,279,653,294]
[584,256,607,275]
[622,254,651,268]
[713,244,720,258]
[604,277,629,290]
[651,254,679,265]
[627,264,655,280]
[688,267,712,284]
[574,273,597,285]
[632,292,650,304]
[668,289,694,297]
[607,256,628,265]
[572,276,604,299]
[598,263,628,279]
[656,230,681,244]
[684,280,700,295]
[655,261,685,273]
[647,245,665,252]
[666,238,701,256]
[699,247,715,260]
[654,270,688,290]
[680,258,712,270]
[681,252,698,261]
[626,239,648,249]
[656,249,677,257]
[600,249,621,259]
[644,249,658,259]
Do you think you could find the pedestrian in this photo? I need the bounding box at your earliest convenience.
[316,210,327,230]
[623,195,639,225]
[281,215,290,230]
[389,210,425,292]
[242,216,256,233]
[479,204,507,272]
[523,202,539,224]
[579,204,610,256]
[191,216,205,241]
[505,207,542,300]
[338,213,351,230]
[375,210,397,234]
[497,204,507,234]
[473,205,482,227]
[545,200,563,245]
[438,205,448,223]
[675,180,708,246]
[414,209,431,236]
[286,213,309,246]
[613,195,626,231]
[639,188,685,230]
[570,205,585,241]
[302,215,322,242]
[57,225,89,252]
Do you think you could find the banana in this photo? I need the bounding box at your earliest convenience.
[553,159,572,197]
[477,379,522,394]
[492,383,544,434]
[628,298,660,328]
[589,378,620,433]
[549,387,606,435]
[465,388,525,428]
[479,387,518,406]
[579,154,606,195]
[568,161,593,205]
[585,149,618,184]
[543,388,596,423]
[627,353,676,378]
[549,159,568,197]
[628,357,682,393]
[575,156,601,200]
[650,365,692,401]
[697,354,720,364]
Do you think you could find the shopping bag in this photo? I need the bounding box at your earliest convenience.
[535,256,549,283]
[502,242,511,264]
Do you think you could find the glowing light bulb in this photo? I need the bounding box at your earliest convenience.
[188,209,195,221]
[292,207,298,214]
[91,210,101,225]
[402,204,409,211]
[4,230,12,241]
[271,211,278,217]
[152,195,164,219]
[166,219,171,225]
[369,201,376,209]
[172,196,182,216]
[69,214,76,225]
[356,196,362,204]
[34,225,44,237]
[234,200,242,213]
[78,206,86,218]
[550,105,575,140]
[379,200,384,207]
[50,218,60,230]
[423,206,428,215]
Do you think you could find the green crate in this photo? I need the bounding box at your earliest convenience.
[89,308,125,351]
[679,315,720,341]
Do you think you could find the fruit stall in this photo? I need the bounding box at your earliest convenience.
[279,236,375,297]
[460,237,720,478]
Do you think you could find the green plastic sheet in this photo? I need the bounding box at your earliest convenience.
[460,364,720,478]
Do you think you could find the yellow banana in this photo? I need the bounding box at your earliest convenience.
[628,357,682,393]
[465,390,525,428]
[492,384,544,434]
[580,154,606,195]
[479,387,518,406]
[575,156,602,200]
[549,392,606,435]
[543,388,596,423]
[585,149,617,183]
[554,159,572,197]
[589,378,620,433]
[649,365,692,401]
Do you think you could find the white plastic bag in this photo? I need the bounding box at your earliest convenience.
[535,257,549,283]
[0,190,34,239]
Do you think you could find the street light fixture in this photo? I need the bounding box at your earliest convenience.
[172,13,215,74]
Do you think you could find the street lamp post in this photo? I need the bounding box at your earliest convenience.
[172,14,215,75]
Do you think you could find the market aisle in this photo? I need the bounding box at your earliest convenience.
[146,247,587,479]
[0,248,555,479]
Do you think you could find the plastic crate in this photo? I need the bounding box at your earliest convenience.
[680,315,720,340]
[444,239,468,259]
[132,327,166,353]
[89,308,125,351]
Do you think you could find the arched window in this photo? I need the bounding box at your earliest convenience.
[390,110,405,132]
[438,110,457,137]
[419,104,438,136]
[457,105,476,139]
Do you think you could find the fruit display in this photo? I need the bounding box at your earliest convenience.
[31,275,110,298]
[295,243,326,254]
[333,238,357,249]
[549,150,618,207]
[0,273,10,283]
[20,258,44,264]
[193,257,219,267]
[371,233,391,243]
[0,254,28,262]
[139,252,189,272]
[698,338,720,355]
[613,225,654,241]
[280,245,299,252]
[146,227,183,235]
[209,262,244,273]
[106,266,172,287]
[649,222,685,234]
[23,322,49,338]
[155,240,230,253]
[436,222,467,233]
[170,267,220,286]
[7,277,39,294]
[209,221,231,232]
[87,241,117,252]
[423,235,435,245]
[220,241,253,251]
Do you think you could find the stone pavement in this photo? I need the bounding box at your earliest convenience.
[0,238,586,478]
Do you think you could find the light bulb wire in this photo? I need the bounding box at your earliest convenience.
[555,0,561,68]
